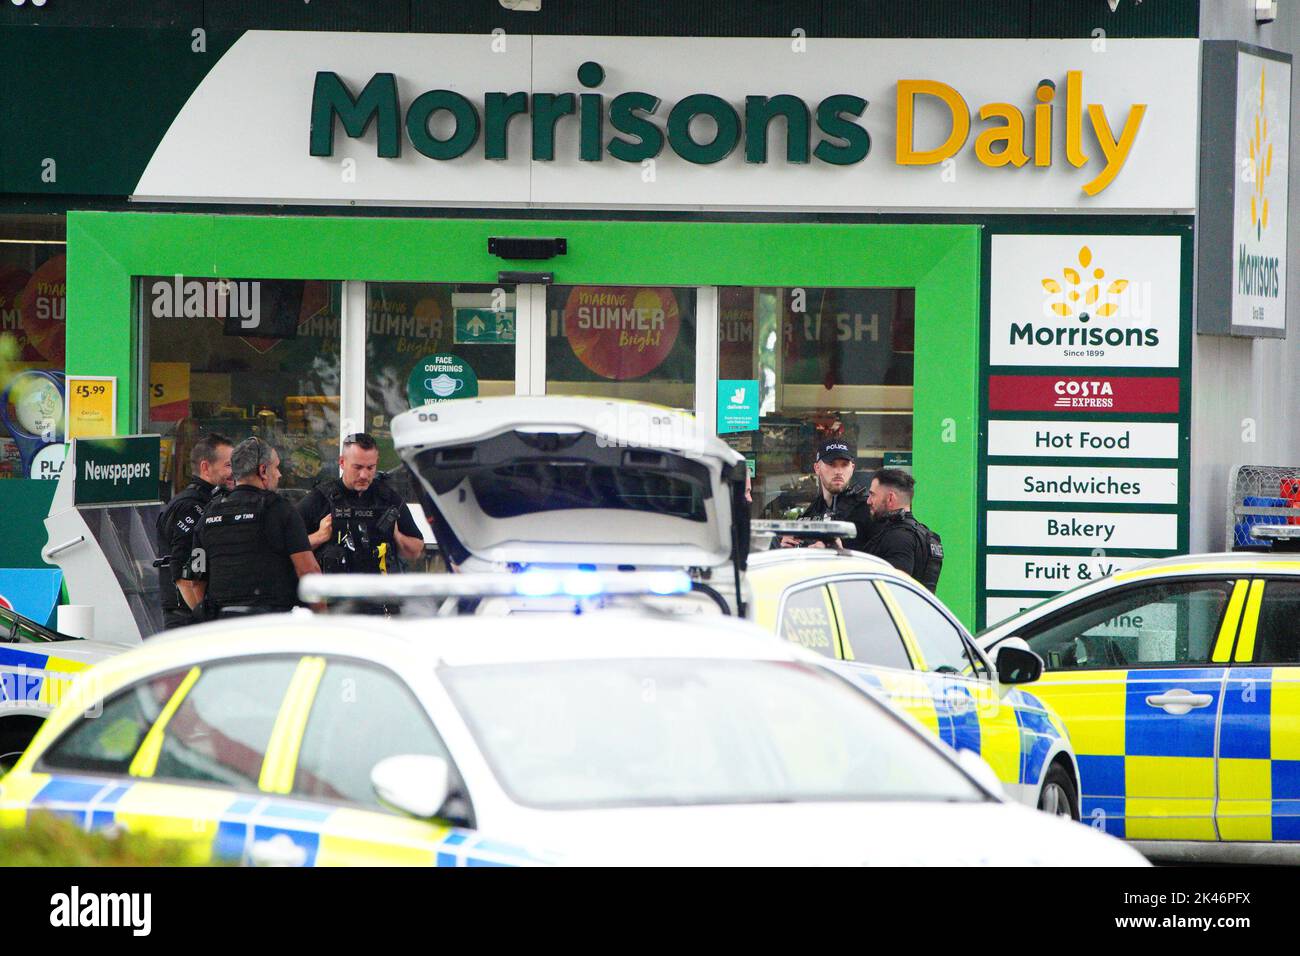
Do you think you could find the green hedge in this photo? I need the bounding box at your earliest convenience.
[0,811,213,866]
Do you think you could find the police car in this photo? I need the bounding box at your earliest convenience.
[0,604,123,771]
[0,608,1145,866]
[746,547,1079,819]
[977,553,1300,862]
[387,396,1080,820]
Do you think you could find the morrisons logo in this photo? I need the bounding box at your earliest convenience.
[1237,245,1280,298]
[1010,324,1159,347]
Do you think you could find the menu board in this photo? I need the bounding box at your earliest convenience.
[976,232,1192,629]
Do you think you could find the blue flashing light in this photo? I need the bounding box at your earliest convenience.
[561,572,603,597]
[515,571,561,597]
[649,572,691,595]
[508,568,692,599]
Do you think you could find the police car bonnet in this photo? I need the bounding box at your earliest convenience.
[391,397,747,572]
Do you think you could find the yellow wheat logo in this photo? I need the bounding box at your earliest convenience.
[1041,246,1129,322]
[1249,64,1273,240]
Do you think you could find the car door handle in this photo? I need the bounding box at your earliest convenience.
[249,834,308,867]
[1145,689,1214,716]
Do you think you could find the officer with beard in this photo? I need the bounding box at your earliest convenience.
[779,438,876,551]
[864,468,944,593]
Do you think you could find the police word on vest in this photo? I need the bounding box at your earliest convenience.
[201,488,297,610]
[318,478,404,575]
[901,513,944,593]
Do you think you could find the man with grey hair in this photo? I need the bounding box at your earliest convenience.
[192,437,320,617]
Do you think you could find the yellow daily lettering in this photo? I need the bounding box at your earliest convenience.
[1083,101,1147,196]
[895,70,1146,195]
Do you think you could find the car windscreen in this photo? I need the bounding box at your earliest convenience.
[441,657,984,810]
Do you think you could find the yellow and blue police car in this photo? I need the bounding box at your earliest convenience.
[0,601,1146,866]
[746,546,1081,820]
[978,553,1300,862]
[0,603,120,771]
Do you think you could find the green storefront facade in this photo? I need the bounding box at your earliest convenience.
[65,213,983,620]
[6,11,1279,631]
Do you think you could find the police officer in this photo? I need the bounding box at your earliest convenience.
[155,433,233,630]
[298,432,425,575]
[779,438,877,551]
[191,437,320,617]
[864,468,944,592]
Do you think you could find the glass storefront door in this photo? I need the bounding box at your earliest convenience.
[143,275,912,523]
[544,285,697,411]
[716,286,915,519]
[364,282,518,478]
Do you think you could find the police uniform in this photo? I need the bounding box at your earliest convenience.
[193,485,312,616]
[155,476,221,630]
[865,508,944,592]
[797,438,878,551]
[798,486,877,552]
[297,475,421,575]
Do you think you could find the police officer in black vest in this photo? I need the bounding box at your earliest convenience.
[155,433,233,630]
[297,432,425,577]
[864,468,944,593]
[191,437,320,617]
[779,438,877,551]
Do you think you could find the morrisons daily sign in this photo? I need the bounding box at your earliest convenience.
[311,64,1144,197]
[131,34,1199,210]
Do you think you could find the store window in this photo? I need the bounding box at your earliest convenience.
[717,287,913,519]
[0,217,66,480]
[141,276,342,501]
[365,282,516,491]
[546,285,696,411]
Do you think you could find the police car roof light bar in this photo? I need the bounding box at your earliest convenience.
[749,520,858,538]
[299,570,694,604]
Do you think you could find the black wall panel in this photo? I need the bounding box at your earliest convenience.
[0,0,1202,37]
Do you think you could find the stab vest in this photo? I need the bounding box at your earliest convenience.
[897,513,944,593]
[317,477,403,575]
[156,478,215,616]
[201,487,297,609]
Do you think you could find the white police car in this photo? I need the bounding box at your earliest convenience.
[382,396,1081,821]
[1,609,1145,866]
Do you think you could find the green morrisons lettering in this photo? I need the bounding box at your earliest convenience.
[309,62,870,166]
[1009,324,1159,347]
[1237,245,1280,298]
[310,72,401,158]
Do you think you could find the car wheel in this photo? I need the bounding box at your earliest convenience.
[0,716,43,774]
[1038,763,1079,820]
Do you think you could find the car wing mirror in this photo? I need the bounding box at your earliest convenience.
[371,754,451,820]
[995,640,1044,685]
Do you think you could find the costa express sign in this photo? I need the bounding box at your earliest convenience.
[310,63,1144,194]
[988,375,1179,413]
